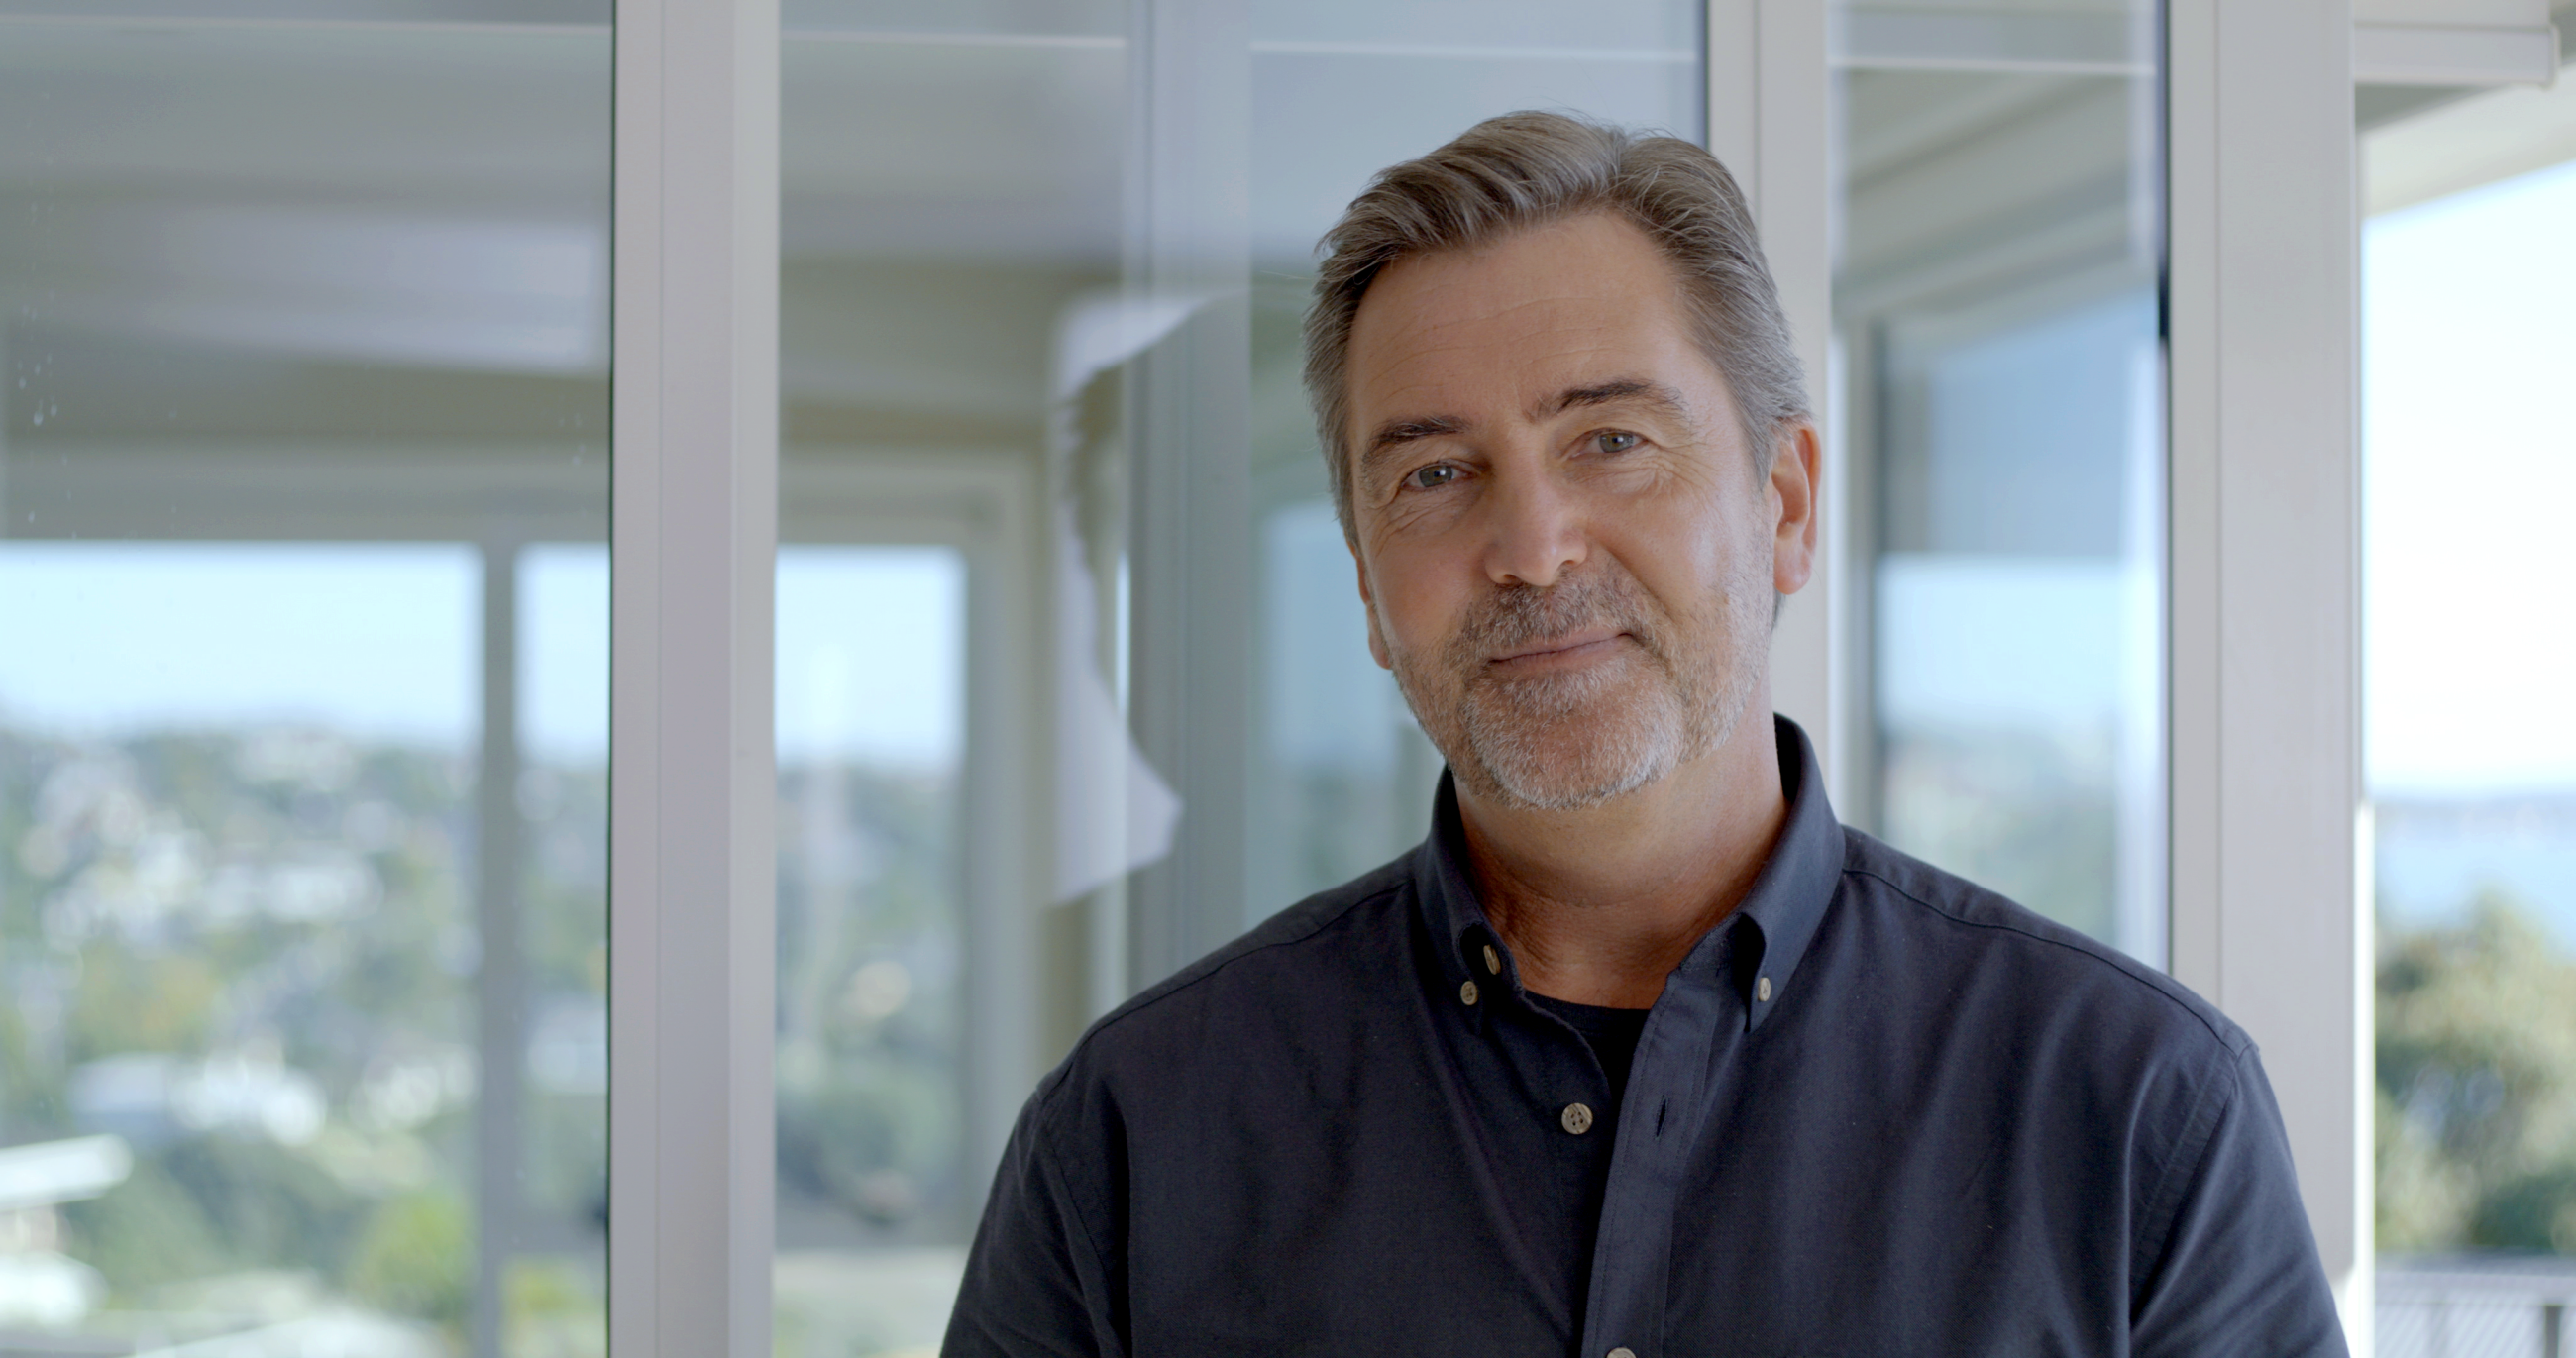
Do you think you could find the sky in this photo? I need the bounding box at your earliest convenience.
[0,541,961,772]
[0,544,480,745]
[2364,156,2576,797]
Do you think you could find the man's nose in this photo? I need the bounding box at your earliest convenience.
[1481,464,1588,589]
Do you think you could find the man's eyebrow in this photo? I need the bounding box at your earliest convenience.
[1360,414,1468,470]
[1355,380,1689,484]
[1538,377,1690,422]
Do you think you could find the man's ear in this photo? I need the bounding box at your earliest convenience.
[1771,421,1822,596]
[1352,539,1394,671]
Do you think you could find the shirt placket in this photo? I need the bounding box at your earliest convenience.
[1573,945,1730,1358]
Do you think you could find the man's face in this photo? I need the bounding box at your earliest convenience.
[1343,210,1813,811]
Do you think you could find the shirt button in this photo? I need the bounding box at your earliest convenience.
[1459,979,1479,1006]
[1560,1102,1594,1135]
[1482,944,1502,975]
[1607,1349,1638,1358]
[1757,975,1772,1002]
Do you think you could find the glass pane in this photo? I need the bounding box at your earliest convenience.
[775,2,1701,1351]
[1831,0,2167,964]
[777,6,1120,1349]
[0,8,610,1355]
[1245,0,1708,916]
[772,548,970,1354]
[2362,83,2576,1337]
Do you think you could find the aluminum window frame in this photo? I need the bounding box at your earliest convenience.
[2167,0,2370,1338]
[593,1,2372,1349]
[608,0,781,1350]
[1732,0,2371,1345]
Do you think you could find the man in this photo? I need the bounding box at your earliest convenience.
[946,112,2345,1357]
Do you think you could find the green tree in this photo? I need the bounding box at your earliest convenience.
[57,1158,227,1298]
[68,945,223,1062]
[2377,892,2576,1253]
[347,1188,473,1334]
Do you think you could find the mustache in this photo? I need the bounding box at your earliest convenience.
[1444,572,1667,671]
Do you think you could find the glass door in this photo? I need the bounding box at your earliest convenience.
[1829,0,2168,965]
[775,5,1123,1349]
[0,4,610,1353]
[2361,72,2576,1349]
[771,1,1706,1350]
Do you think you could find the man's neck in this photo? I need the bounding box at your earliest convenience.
[1458,712,1788,1010]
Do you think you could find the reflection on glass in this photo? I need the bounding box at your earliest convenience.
[780,9,1114,1348]
[1244,0,1709,914]
[0,9,608,1355]
[773,549,969,1355]
[775,1,1703,1351]
[1831,0,2166,964]
[2364,143,2576,1340]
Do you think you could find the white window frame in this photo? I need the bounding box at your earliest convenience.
[1728,0,2372,1347]
[598,1,2376,1350]
[2167,1,2369,1340]
[608,0,781,1350]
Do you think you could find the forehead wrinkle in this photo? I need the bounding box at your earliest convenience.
[1365,326,1642,414]
[1367,275,1629,351]
[1531,376,1695,428]
[1348,252,1702,468]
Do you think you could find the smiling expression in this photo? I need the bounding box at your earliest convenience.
[1342,210,1795,811]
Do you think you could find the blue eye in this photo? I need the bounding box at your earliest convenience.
[1410,464,1459,490]
[1593,430,1642,454]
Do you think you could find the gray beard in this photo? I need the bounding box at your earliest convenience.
[1390,565,1763,813]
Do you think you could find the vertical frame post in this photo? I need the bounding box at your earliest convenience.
[1123,0,1252,987]
[1710,0,1846,805]
[476,539,526,1358]
[2168,0,2368,1342]
[960,476,1043,1230]
[610,0,781,1350]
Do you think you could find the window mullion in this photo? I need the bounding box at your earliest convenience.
[609,0,782,1352]
[2167,0,2367,1331]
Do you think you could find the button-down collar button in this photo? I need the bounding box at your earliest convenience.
[1607,1349,1638,1358]
[1560,1102,1594,1135]
[1757,975,1772,1003]
[1459,979,1479,1006]
[1482,944,1502,975]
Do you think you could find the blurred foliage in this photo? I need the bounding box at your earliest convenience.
[778,1061,957,1228]
[3,717,968,1336]
[505,1257,606,1358]
[2,724,607,1328]
[70,946,223,1062]
[348,1189,472,1333]
[60,1132,372,1298]
[1879,725,2120,943]
[163,1134,372,1268]
[774,764,965,1239]
[58,1157,228,1298]
[2377,891,2576,1253]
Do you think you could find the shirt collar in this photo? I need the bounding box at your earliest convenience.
[1411,714,1845,1032]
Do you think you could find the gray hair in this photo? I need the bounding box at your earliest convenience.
[1302,110,1809,538]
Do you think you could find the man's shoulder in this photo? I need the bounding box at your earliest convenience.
[1831,826,2252,1064]
[1027,853,1420,1112]
[1112,853,1416,1024]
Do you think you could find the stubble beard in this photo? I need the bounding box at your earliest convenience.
[1388,561,1768,813]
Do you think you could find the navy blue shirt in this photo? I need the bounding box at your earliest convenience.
[947,718,2346,1357]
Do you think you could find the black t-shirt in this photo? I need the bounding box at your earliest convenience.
[1528,991,1652,1109]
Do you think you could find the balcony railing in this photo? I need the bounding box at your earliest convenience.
[2382,1256,2576,1358]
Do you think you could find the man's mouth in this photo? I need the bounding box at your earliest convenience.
[1489,627,1628,666]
